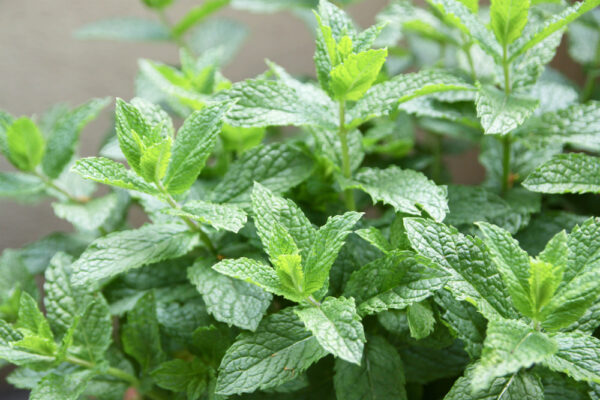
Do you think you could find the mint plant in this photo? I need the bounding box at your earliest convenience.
[1,0,600,399]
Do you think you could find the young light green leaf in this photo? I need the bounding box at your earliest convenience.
[523,153,600,194]
[122,291,165,372]
[355,227,393,254]
[295,297,365,365]
[303,212,363,295]
[477,222,533,318]
[71,223,199,288]
[472,318,557,391]
[5,117,45,172]
[407,301,436,340]
[344,250,448,316]
[334,335,407,400]
[74,18,171,41]
[163,102,230,194]
[490,0,530,46]
[544,331,600,383]
[188,260,272,331]
[164,200,247,233]
[73,157,159,195]
[41,98,110,178]
[404,218,518,320]
[330,49,388,101]
[216,307,328,395]
[0,320,55,366]
[172,0,230,37]
[210,143,313,207]
[341,166,449,222]
[139,137,171,184]
[17,292,53,341]
[476,85,539,135]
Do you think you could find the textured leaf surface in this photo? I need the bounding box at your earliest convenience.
[490,0,530,46]
[345,250,448,315]
[216,308,328,395]
[71,224,198,288]
[476,86,539,135]
[405,218,517,319]
[189,260,272,331]
[52,193,121,232]
[523,153,600,194]
[72,157,159,195]
[334,335,407,400]
[330,49,388,101]
[342,166,448,222]
[295,297,365,364]
[5,117,45,172]
[544,332,600,383]
[165,200,247,233]
[30,371,94,400]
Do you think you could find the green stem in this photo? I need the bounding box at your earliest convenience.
[156,181,217,255]
[431,132,443,183]
[306,295,321,307]
[464,43,477,81]
[338,100,356,211]
[33,170,86,204]
[66,355,139,387]
[157,9,192,52]
[582,38,600,102]
[500,43,513,195]
[502,44,511,96]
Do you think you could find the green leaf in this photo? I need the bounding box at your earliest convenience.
[295,296,365,364]
[0,320,54,366]
[172,0,230,37]
[188,260,272,331]
[72,157,160,195]
[216,307,328,395]
[165,200,247,233]
[523,153,600,194]
[473,318,557,391]
[0,172,44,198]
[142,0,173,9]
[163,102,230,194]
[0,251,37,323]
[427,0,502,59]
[73,298,112,363]
[404,218,517,320]
[477,222,533,318]
[139,137,171,183]
[52,192,122,232]
[544,332,600,383]
[42,98,110,178]
[122,291,165,371]
[510,0,600,59]
[334,335,407,400]
[221,79,337,129]
[210,143,313,207]
[30,370,94,400]
[74,18,171,41]
[344,250,448,316]
[476,85,539,135]
[490,0,530,46]
[407,301,436,340]
[445,366,544,400]
[5,117,45,172]
[71,224,199,288]
[341,166,448,222]
[330,49,388,101]
[17,292,53,341]
[348,70,474,126]
[303,212,362,295]
[251,182,316,261]
[355,227,393,254]
[151,359,209,399]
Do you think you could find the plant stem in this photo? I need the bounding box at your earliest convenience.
[501,43,513,194]
[464,43,477,81]
[431,132,443,183]
[157,9,192,52]
[33,170,87,204]
[66,355,139,387]
[306,295,321,307]
[156,181,217,255]
[502,44,511,96]
[581,39,600,101]
[338,100,356,211]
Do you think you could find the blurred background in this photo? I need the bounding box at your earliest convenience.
[0,0,585,252]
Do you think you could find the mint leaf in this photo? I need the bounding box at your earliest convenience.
[52,192,122,232]
[41,98,110,178]
[164,200,247,233]
[334,335,407,400]
[477,222,533,318]
[171,0,229,37]
[17,292,53,341]
[216,307,328,395]
[404,218,517,319]
[490,0,530,47]
[163,102,230,194]
[355,227,393,254]
[72,157,159,195]
[472,318,557,391]
[30,370,94,400]
[0,172,44,198]
[407,301,436,340]
[75,18,171,41]
[71,224,199,288]
[476,85,539,135]
[523,153,600,194]
[341,166,448,222]
[151,359,209,399]
[295,296,365,364]
[544,331,600,383]
[210,143,313,207]
[5,117,45,172]
[330,49,388,101]
[122,291,165,372]
[344,250,448,316]
[303,212,362,295]
[188,260,272,331]
[0,320,54,366]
